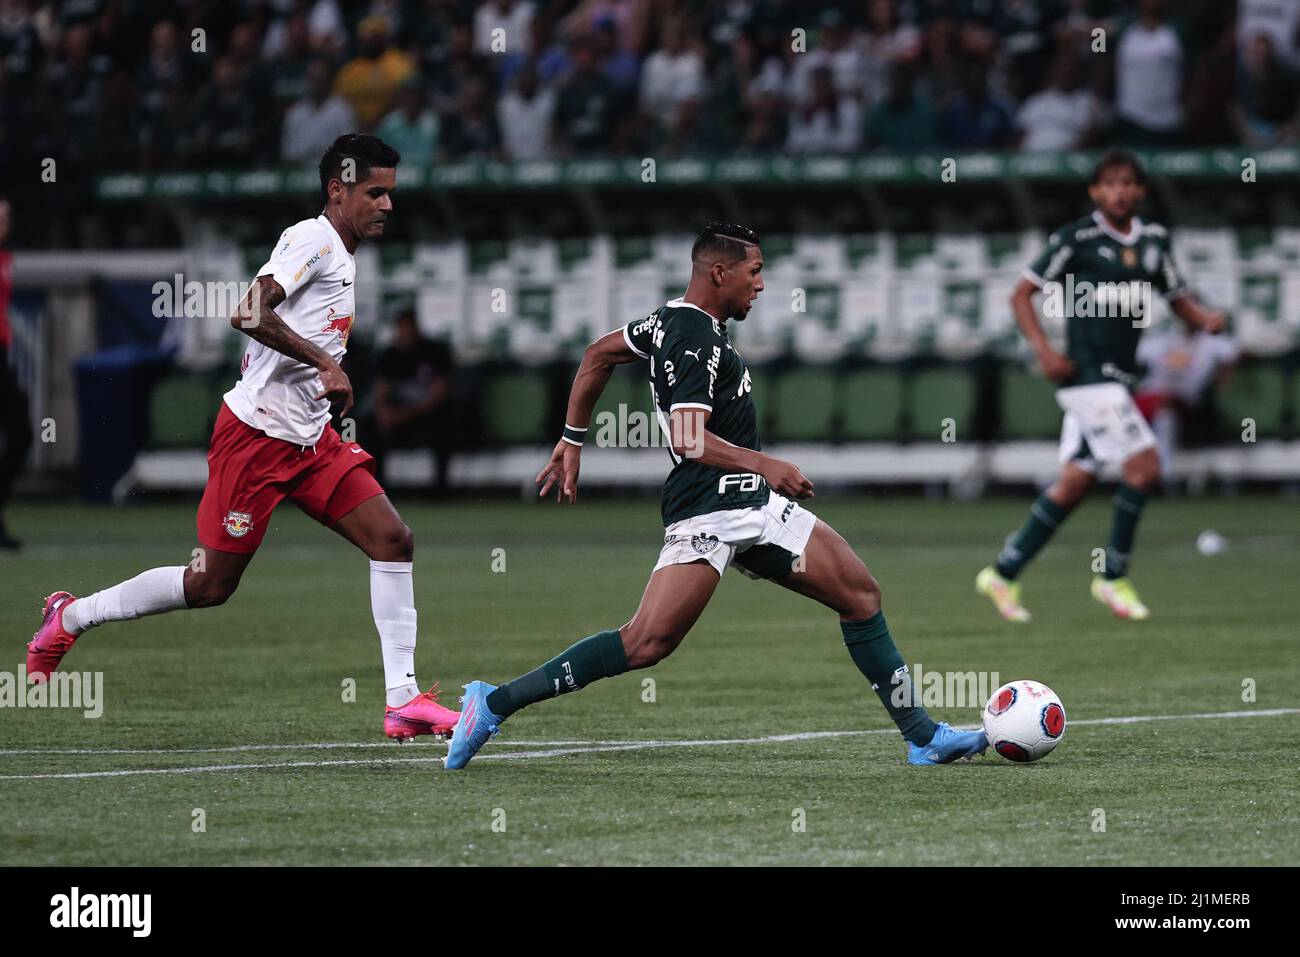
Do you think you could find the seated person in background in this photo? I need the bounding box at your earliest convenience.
[1134,324,1240,476]
[371,310,454,496]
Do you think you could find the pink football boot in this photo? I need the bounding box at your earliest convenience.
[383,683,460,742]
[26,592,79,683]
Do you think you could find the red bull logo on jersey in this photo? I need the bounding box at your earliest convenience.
[323,307,354,345]
[223,511,254,539]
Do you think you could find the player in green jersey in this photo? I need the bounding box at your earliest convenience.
[977,150,1225,622]
[444,223,989,769]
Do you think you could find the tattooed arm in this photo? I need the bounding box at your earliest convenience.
[231,275,354,417]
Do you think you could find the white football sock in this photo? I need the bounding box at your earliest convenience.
[370,560,420,707]
[62,566,188,635]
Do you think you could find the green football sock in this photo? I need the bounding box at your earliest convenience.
[486,629,628,719]
[995,493,1070,580]
[841,612,936,746]
[1104,483,1147,580]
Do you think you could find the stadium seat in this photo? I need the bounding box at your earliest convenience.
[908,368,977,442]
[840,368,905,441]
[482,371,551,444]
[149,373,218,449]
[769,368,836,442]
[1000,370,1061,439]
[1217,363,1288,438]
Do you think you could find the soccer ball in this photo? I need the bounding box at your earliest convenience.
[983,679,1066,762]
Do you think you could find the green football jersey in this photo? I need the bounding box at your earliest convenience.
[1025,211,1188,388]
[623,299,768,526]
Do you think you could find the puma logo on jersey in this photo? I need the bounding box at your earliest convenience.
[683,349,701,361]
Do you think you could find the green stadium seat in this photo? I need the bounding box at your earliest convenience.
[482,371,550,443]
[770,369,836,442]
[909,368,977,442]
[1218,363,1287,438]
[1000,370,1061,439]
[149,373,218,448]
[840,368,904,441]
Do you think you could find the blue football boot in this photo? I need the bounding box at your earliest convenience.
[907,722,988,765]
[444,681,504,770]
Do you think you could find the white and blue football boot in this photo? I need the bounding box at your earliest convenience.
[907,722,988,765]
[444,681,504,770]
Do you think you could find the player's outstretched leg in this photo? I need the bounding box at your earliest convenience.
[977,462,1094,622]
[775,519,986,765]
[26,549,251,683]
[1091,447,1157,620]
[330,492,460,740]
[446,561,719,770]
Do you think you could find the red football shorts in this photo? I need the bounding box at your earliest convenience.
[197,402,385,554]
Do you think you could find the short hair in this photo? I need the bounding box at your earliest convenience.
[319,133,401,201]
[691,222,761,266]
[1090,148,1146,186]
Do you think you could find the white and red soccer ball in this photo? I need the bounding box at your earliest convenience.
[983,679,1066,762]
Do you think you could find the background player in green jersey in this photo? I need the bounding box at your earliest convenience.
[977,150,1226,622]
[445,223,989,769]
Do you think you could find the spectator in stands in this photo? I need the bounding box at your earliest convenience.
[1232,32,1300,147]
[137,20,189,119]
[1016,47,1099,151]
[139,83,196,168]
[1109,0,1187,146]
[994,0,1069,101]
[787,64,862,154]
[45,20,111,161]
[939,57,1015,150]
[192,55,259,166]
[561,0,652,57]
[592,14,638,94]
[554,32,620,155]
[497,14,572,92]
[426,22,491,119]
[442,73,501,158]
[376,77,439,168]
[860,0,923,108]
[737,34,789,155]
[266,13,314,113]
[370,309,455,497]
[282,57,357,166]
[1238,0,1300,74]
[498,61,556,160]
[864,63,938,152]
[333,14,415,130]
[0,196,30,550]
[638,18,705,144]
[790,9,867,106]
[0,0,42,96]
[474,0,535,57]
[227,20,270,95]
[94,67,142,168]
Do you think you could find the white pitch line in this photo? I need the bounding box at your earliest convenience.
[0,708,1295,781]
[0,740,597,756]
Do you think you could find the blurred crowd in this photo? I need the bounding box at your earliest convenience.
[0,0,1297,175]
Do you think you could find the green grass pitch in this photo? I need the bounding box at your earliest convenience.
[1,494,1297,866]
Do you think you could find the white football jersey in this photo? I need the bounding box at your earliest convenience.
[224,214,357,445]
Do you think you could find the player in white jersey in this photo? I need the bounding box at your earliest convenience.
[27,134,459,741]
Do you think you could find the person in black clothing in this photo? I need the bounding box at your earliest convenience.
[0,197,32,550]
[370,309,454,496]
